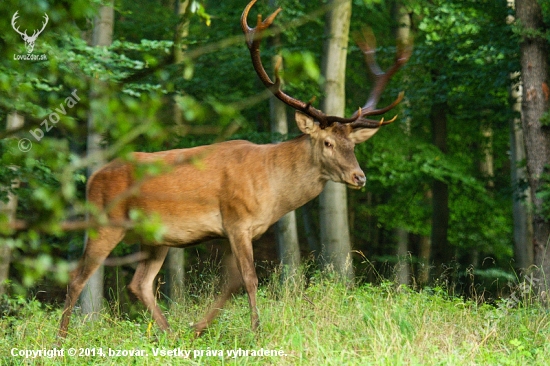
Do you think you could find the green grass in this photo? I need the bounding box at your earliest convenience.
[1,273,549,365]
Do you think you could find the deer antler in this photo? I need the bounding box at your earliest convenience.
[241,0,409,129]
[11,11,28,38]
[348,28,411,129]
[31,13,49,40]
[241,0,369,128]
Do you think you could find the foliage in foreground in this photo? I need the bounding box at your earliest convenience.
[1,272,549,365]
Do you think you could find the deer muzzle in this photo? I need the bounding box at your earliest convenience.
[349,170,366,189]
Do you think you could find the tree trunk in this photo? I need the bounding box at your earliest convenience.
[418,230,431,286]
[319,0,354,281]
[269,86,300,277]
[301,201,320,259]
[274,211,301,278]
[81,3,114,319]
[515,0,550,292]
[268,0,301,279]
[472,123,494,269]
[395,228,410,285]
[166,0,191,303]
[509,71,534,270]
[173,0,191,67]
[480,125,495,189]
[0,112,24,296]
[393,3,412,286]
[430,101,451,273]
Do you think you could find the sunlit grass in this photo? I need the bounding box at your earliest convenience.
[1,270,549,365]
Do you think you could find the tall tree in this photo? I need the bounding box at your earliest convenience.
[506,0,534,273]
[0,112,23,296]
[166,0,192,302]
[319,0,354,280]
[394,2,412,285]
[271,92,301,278]
[515,0,550,287]
[268,0,300,279]
[510,72,534,270]
[81,3,115,318]
[430,99,451,272]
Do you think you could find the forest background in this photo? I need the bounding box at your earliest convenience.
[0,0,549,327]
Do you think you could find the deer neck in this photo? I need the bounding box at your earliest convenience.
[268,135,327,214]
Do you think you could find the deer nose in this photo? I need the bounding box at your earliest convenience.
[352,171,366,187]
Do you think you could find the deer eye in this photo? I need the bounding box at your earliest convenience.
[324,140,333,148]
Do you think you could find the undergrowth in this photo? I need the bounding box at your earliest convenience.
[1,270,549,365]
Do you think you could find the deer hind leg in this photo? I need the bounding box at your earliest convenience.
[128,245,170,331]
[194,252,243,336]
[58,227,125,340]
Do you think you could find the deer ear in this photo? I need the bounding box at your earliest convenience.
[295,111,319,135]
[349,127,380,144]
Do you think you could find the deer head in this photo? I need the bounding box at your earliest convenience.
[11,11,49,54]
[241,0,411,188]
[292,111,383,187]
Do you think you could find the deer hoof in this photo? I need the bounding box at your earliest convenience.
[192,321,207,337]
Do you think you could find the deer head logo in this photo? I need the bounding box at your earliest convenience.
[11,11,49,54]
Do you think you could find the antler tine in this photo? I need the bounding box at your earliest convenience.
[39,13,49,34]
[241,0,282,48]
[11,11,19,26]
[353,91,404,118]
[350,114,399,129]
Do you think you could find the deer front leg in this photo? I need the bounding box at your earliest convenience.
[228,230,259,331]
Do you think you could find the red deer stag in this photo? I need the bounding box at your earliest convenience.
[57,0,409,339]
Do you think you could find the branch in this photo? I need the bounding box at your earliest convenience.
[7,219,135,233]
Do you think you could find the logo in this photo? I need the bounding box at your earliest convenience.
[11,11,48,60]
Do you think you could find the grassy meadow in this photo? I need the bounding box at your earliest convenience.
[1,270,549,365]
